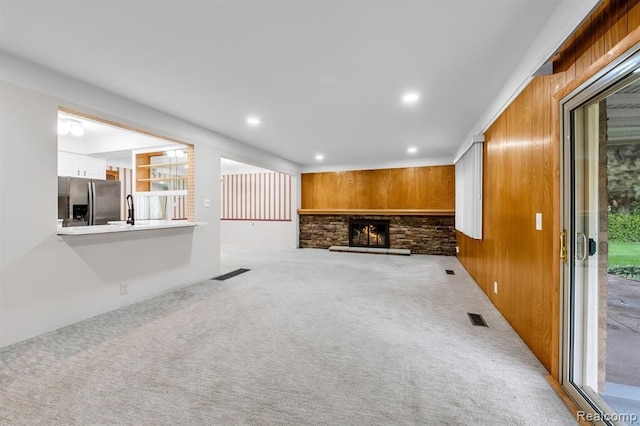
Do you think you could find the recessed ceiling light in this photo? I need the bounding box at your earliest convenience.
[246,116,261,126]
[402,92,420,104]
[315,154,324,161]
[407,147,418,154]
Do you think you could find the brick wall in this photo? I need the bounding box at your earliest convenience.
[299,215,456,255]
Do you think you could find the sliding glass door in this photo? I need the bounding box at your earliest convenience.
[562,51,640,426]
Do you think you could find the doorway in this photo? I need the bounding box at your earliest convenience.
[562,51,640,425]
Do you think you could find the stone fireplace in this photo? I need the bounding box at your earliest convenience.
[299,214,456,255]
[349,219,390,248]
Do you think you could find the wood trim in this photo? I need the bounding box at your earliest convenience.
[544,376,589,426]
[59,107,191,146]
[551,75,562,381]
[186,144,195,221]
[554,25,640,101]
[297,209,455,216]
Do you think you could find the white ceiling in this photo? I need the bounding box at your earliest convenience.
[0,0,597,169]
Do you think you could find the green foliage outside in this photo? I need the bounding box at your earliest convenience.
[608,213,640,242]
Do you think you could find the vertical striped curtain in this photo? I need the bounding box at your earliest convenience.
[455,140,483,239]
[221,172,292,221]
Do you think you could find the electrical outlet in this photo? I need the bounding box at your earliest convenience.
[120,283,128,295]
[494,281,498,294]
[455,246,459,254]
[203,198,211,208]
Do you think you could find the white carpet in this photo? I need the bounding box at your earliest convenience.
[0,245,575,425]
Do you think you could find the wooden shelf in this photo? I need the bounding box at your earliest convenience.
[297,209,455,216]
[137,176,187,182]
[137,162,188,168]
[136,151,190,192]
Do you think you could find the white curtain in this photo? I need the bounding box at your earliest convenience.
[455,140,483,239]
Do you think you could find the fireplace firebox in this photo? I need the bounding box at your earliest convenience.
[349,219,390,248]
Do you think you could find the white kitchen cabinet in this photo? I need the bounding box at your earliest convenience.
[58,151,106,179]
[82,156,107,179]
[58,151,80,177]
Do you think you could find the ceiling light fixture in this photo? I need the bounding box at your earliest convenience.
[402,92,420,104]
[69,124,84,137]
[315,154,324,161]
[246,116,261,126]
[175,149,185,158]
[407,147,418,154]
[58,119,84,136]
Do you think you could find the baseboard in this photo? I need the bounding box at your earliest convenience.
[545,375,591,425]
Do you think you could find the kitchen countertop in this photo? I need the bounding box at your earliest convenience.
[57,220,202,235]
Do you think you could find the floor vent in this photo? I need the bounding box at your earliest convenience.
[467,313,488,327]
[212,268,250,281]
[445,269,455,275]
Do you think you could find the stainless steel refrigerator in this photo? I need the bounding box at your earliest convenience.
[58,177,121,226]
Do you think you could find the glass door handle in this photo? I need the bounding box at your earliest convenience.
[576,232,588,261]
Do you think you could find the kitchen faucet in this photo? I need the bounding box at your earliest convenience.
[126,194,135,225]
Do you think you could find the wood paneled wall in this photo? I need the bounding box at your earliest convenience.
[457,0,640,380]
[301,166,454,210]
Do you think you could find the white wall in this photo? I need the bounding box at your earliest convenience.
[0,53,300,348]
[221,221,297,248]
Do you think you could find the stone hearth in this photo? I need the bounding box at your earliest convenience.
[299,215,456,255]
